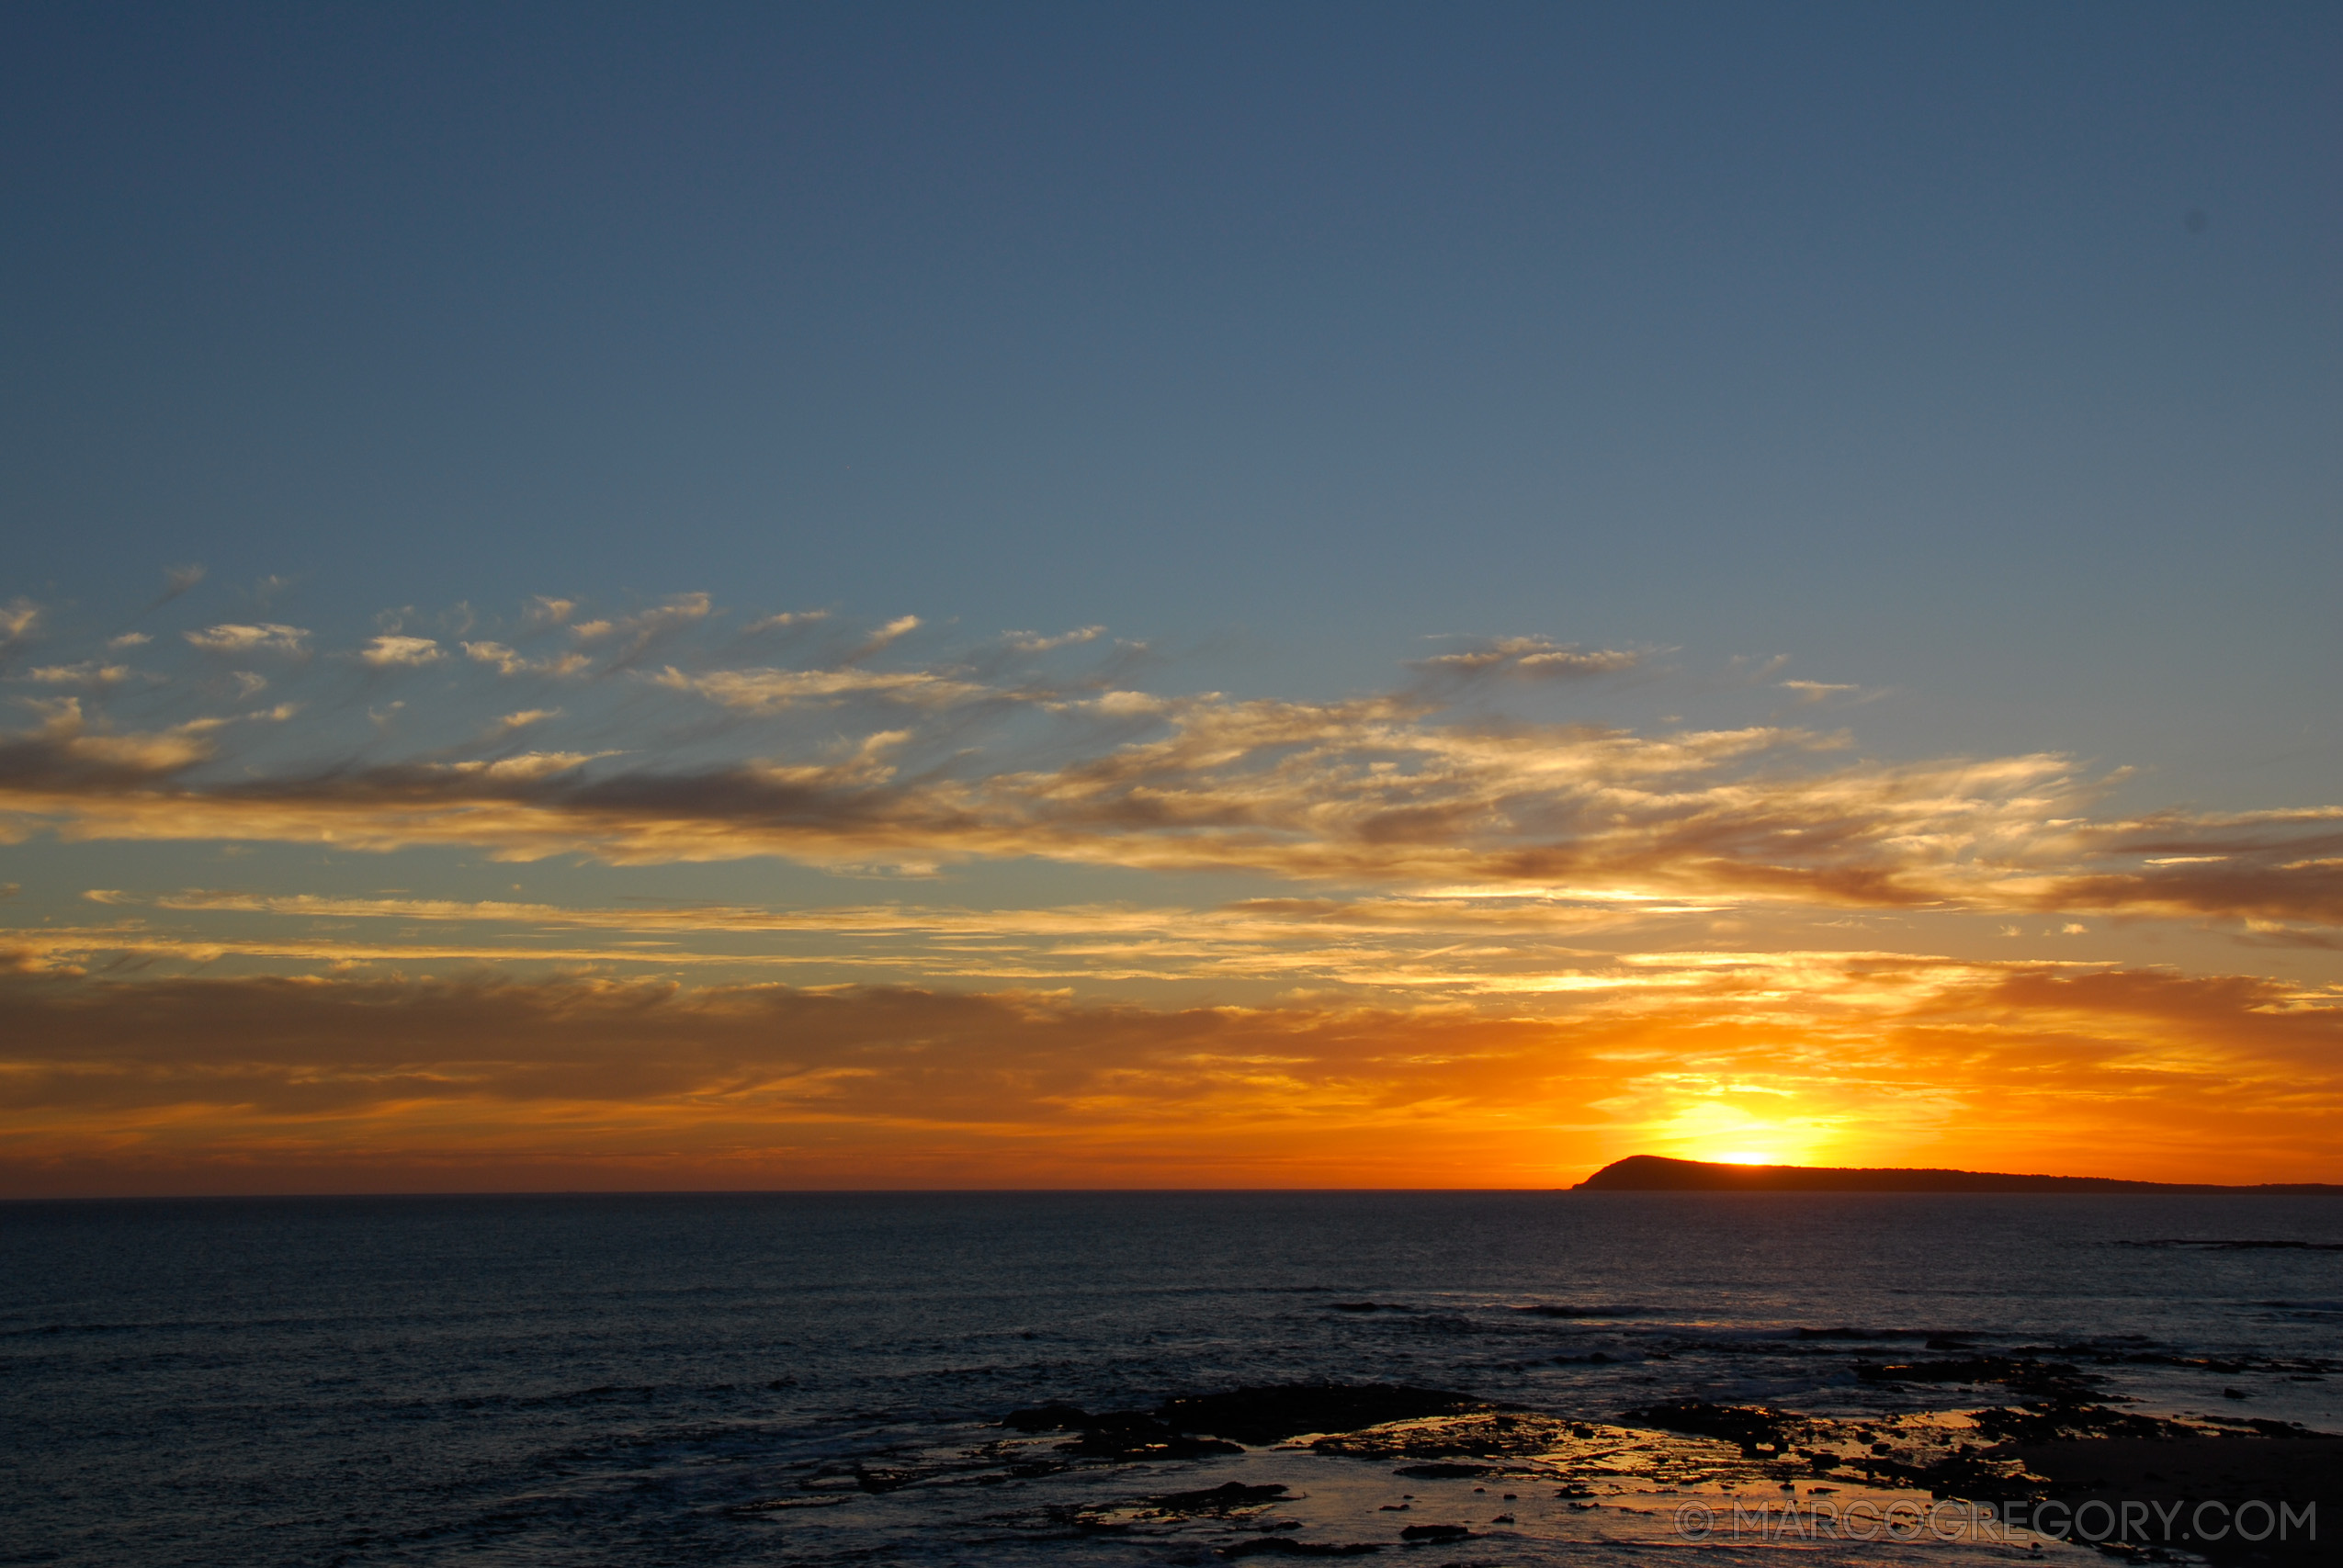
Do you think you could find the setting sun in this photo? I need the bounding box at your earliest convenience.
[7,7,2342,1563]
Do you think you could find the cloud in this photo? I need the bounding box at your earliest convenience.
[0,675,2176,908]
[570,592,711,656]
[652,665,989,712]
[1780,680,1862,703]
[748,610,830,631]
[185,623,309,656]
[0,697,223,782]
[851,615,921,659]
[462,641,592,678]
[108,633,152,649]
[1410,637,1640,681]
[1006,626,1105,653]
[158,564,208,602]
[0,600,40,648]
[357,635,444,668]
[44,885,1676,997]
[22,662,133,687]
[493,708,560,734]
[2012,809,2343,927]
[1,592,2337,932]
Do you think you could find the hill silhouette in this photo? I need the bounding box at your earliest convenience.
[1576,1155,2343,1193]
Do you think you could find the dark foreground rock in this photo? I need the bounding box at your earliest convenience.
[1149,1482,1291,1515]
[996,1382,2335,1564]
[1002,1403,1243,1460]
[1977,1430,2340,1565]
[1159,1385,1496,1446]
[1856,1356,2093,1397]
[1635,1397,2343,1566]
[1219,1539,1383,1558]
[1620,1400,1799,1457]
[1006,1383,1496,1455]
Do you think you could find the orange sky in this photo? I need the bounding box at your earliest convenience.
[5,598,2341,1194]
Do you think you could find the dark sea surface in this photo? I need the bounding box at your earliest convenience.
[5,1191,2341,1565]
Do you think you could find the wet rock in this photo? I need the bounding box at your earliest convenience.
[1002,1402,1241,1458]
[1966,1402,2188,1444]
[1002,1402,1092,1432]
[1148,1482,1290,1516]
[1315,1410,1576,1461]
[1221,1539,1384,1558]
[1855,1356,2087,1394]
[1620,1400,1795,1457]
[1065,1410,1243,1460]
[1003,1384,1495,1461]
[1159,1384,1495,1446]
[1398,1522,1472,1541]
[1986,1434,2342,1566]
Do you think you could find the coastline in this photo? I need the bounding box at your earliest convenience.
[754,1381,2340,1562]
[1578,1156,2343,1194]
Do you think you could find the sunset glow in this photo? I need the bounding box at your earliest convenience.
[4,6,2337,1199]
[2,595,2338,1195]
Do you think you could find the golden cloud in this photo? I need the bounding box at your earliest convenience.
[0,599,2336,933]
[357,634,444,667]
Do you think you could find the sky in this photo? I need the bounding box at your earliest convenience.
[2,1,2338,1194]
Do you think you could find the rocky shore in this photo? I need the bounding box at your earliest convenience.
[739,1378,2337,1562]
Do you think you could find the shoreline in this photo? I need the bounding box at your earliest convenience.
[1577,1155,2343,1194]
[752,1382,2341,1562]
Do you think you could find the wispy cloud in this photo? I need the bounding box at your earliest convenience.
[492,708,560,735]
[570,592,712,658]
[153,564,207,606]
[186,623,309,656]
[1006,626,1104,653]
[1411,636,1642,681]
[849,614,922,660]
[0,600,41,651]
[1779,679,1862,704]
[22,662,134,687]
[0,594,2337,938]
[461,641,593,678]
[357,635,444,668]
[652,665,989,712]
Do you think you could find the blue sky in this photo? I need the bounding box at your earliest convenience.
[10,3,2337,773]
[2,4,2338,1189]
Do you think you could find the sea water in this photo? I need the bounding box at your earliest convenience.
[5,1190,2339,1564]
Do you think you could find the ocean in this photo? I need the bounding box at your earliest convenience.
[6,1191,2340,1565]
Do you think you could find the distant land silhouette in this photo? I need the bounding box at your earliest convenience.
[1576,1155,2343,1194]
